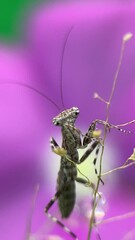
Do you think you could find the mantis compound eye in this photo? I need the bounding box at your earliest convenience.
[52,119,60,126]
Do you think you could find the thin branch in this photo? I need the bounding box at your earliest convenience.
[25,184,40,240]
[87,32,133,240]
[116,120,135,127]
[106,34,130,121]
[96,210,135,226]
[94,92,108,105]
[101,161,135,176]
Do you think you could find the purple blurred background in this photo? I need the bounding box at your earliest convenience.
[0,2,135,240]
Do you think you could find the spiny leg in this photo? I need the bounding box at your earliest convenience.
[50,137,67,157]
[79,141,100,164]
[93,144,104,185]
[76,177,95,190]
[45,190,62,213]
[93,144,100,175]
[45,188,79,240]
[50,137,60,152]
[82,119,131,185]
[83,121,97,146]
[83,120,133,148]
[78,141,104,184]
[94,119,133,134]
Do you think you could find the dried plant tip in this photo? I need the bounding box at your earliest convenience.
[128,148,135,161]
[93,92,108,105]
[123,32,133,42]
[94,92,99,99]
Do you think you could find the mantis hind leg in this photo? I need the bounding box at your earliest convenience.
[45,189,78,240]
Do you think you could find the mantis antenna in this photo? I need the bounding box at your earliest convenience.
[0,26,74,112]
